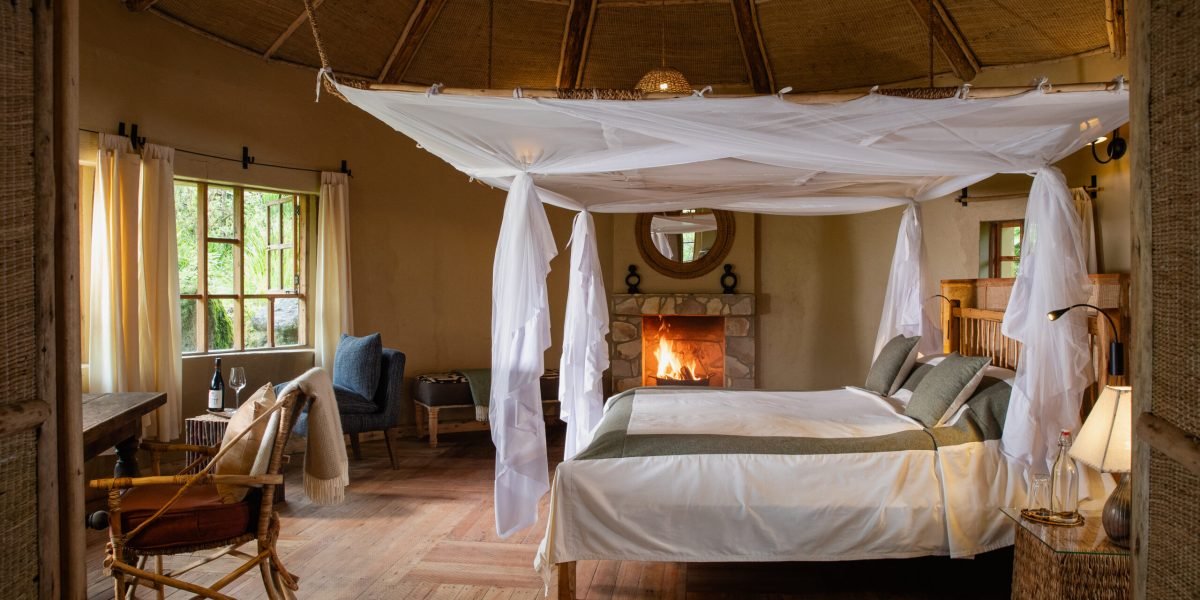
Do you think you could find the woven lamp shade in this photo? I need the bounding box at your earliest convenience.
[636,67,691,93]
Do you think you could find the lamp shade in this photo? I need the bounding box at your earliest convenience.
[1068,386,1132,473]
[636,67,691,94]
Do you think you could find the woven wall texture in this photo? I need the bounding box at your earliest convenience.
[1146,0,1200,597]
[0,1,42,597]
[152,0,1112,91]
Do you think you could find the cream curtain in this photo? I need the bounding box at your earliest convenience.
[313,172,353,369]
[83,134,182,441]
[1071,187,1099,273]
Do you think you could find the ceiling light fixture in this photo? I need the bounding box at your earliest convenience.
[636,0,691,94]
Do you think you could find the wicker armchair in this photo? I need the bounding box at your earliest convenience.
[89,389,308,600]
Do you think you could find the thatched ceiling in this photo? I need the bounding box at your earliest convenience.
[136,0,1122,93]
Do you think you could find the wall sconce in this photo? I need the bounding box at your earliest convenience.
[1090,129,1127,164]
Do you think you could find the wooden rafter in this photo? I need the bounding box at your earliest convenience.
[904,0,979,82]
[556,0,597,88]
[123,0,161,11]
[1104,0,1126,58]
[379,0,450,84]
[264,0,325,60]
[729,0,774,94]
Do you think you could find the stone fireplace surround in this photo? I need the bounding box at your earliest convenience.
[610,293,756,392]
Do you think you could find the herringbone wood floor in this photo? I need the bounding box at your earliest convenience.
[86,427,1012,599]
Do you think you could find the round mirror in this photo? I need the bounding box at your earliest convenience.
[635,209,735,279]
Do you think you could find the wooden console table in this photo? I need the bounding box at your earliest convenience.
[82,392,166,478]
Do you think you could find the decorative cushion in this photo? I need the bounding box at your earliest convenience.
[904,353,991,427]
[864,335,921,395]
[334,333,383,401]
[213,383,276,503]
[334,384,379,414]
[119,484,259,551]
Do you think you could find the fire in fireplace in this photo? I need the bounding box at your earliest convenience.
[642,316,725,387]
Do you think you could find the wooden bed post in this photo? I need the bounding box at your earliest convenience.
[556,562,576,600]
[946,299,961,355]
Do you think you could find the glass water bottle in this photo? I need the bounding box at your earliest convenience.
[1051,429,1079,517]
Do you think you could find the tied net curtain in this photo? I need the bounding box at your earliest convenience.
[333,80,1127,536]
[81,134,183,442]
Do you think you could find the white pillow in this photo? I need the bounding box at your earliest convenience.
[890,388,913,406]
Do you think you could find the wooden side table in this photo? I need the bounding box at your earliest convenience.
[1002,507,1130,600]
[185,412,286,502]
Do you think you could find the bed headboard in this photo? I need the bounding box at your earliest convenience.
[939,275,1130,408]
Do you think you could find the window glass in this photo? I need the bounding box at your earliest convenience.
[176,180,306,354]
[175,183,199,295]
[207,186,236,238]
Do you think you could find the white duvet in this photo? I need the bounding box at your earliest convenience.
[534,387,1025,583]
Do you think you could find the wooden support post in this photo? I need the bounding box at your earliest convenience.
[729,0,774,94]
[123,0,161,11]
[1136,413,1200,477]
[265,0,326,60]
[1104,0,1127,58]
[557,562,576,600]
[379,0,450,84]
[903,0,979,81]
[556,0,597,89]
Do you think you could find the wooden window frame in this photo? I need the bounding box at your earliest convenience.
[987,219,1024,278]
[177,179,309,355]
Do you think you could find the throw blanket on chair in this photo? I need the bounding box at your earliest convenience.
[458,368,492,422]
[280,367,350,505]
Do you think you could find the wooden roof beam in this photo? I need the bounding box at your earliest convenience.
[905,0,979,82]
[556,0,598,88]
[1104,0,1126,58]
[124,0,161,11]
[264,0,325,60]
[379,0,450,84]
[729,0,774,94]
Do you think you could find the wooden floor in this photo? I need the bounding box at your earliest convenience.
[86,427,1013,599]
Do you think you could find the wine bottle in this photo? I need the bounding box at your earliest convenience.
[1051,429,1078,517]
[208,358,225,413]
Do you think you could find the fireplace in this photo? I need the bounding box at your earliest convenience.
[642,316,725,387]
[610,293,756,392]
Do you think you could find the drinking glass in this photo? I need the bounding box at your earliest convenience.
[229,367,247,408]
[1028,473,1051,512]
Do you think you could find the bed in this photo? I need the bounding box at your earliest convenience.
[536,276,1126,597]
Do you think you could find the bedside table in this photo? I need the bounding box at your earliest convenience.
[1001,507,1130,600]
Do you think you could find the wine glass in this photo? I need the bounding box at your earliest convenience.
[229,367,247,408]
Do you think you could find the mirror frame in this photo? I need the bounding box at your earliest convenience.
[635,210,736,279]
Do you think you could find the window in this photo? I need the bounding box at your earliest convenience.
[984,219,1024,278]
[176,180,309,353]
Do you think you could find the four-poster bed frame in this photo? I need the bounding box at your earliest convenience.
[551,274,1130,600]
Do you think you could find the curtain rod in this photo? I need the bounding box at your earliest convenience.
[78,127,351,176]
[356,80,1128,104]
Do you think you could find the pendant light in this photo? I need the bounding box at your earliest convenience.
[636,0,691,93]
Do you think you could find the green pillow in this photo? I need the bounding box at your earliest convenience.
[904,353,991,427]
[864,335,921,395]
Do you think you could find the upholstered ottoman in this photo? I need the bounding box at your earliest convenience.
[413,370,559,447]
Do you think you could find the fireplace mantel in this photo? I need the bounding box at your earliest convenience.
[609,293,756,392]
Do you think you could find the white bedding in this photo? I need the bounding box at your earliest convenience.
[534,387,1023,583]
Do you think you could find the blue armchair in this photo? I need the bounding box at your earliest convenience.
[292,336,406,470]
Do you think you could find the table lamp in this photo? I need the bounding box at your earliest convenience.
[1068,385,1132,547]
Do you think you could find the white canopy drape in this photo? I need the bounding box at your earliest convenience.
[333,78,1128,536]
[1001,168,1094,470]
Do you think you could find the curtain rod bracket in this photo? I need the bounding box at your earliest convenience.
[339,159,352,177]
[242,146,255,170]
